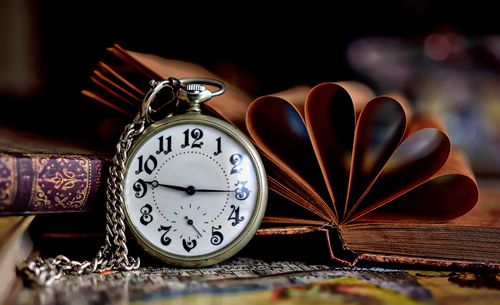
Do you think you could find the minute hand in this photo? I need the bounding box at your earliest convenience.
[195,188,235,193]
[144,180,233,195]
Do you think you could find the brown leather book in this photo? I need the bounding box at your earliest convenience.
[83,44,499,269]
[0,127,108,215]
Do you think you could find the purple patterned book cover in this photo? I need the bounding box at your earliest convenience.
[0,153,108,214]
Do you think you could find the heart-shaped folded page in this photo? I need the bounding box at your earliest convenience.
[305,83,421,223]
[247,94,335,222]
[353,147,478,222]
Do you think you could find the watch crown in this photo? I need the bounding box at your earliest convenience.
[186,83,206,94]
[176,78,226,114]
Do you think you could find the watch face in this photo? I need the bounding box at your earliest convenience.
[123,116,266,265]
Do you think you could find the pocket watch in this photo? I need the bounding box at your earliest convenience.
[18,78,268,285]
[123,78,268,266]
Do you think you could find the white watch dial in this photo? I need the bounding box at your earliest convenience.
[124,122,259,259]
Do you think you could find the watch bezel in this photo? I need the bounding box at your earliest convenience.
[123,113,268,267]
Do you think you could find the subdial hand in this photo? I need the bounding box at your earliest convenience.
[184,216,202,238]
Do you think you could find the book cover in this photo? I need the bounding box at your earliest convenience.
[0,127,108,214]
[82,44,499,269]
[0,216,33,304]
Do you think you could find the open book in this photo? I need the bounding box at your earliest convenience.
[83,44,499,269]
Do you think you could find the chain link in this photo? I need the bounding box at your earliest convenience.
[17,117,146,287]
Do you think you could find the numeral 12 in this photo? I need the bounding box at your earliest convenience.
[182,128,204,149]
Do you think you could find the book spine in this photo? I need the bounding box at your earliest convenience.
[0,153,108,214]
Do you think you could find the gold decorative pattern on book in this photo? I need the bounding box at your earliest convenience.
[29,156,92,210]
[0,155,16,209]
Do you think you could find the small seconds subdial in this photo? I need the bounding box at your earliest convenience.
[166,203,209,253]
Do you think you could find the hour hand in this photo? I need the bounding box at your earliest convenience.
[143,180,202,196]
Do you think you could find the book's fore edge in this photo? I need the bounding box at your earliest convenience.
[91,72,140,106]
[81,90,133,118]
[109,44,160,80]
[97,61,144,96]
[339,223,500,271]
[0,153,107,214]
[354,252,500,271]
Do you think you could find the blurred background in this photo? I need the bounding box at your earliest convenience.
[1,0,500,174]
